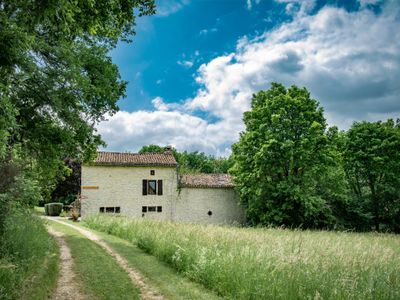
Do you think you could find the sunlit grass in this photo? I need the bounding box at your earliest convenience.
[0,210,58,300]
[84,215,400,300]
[49,221,140,300]
[67,221,221,300]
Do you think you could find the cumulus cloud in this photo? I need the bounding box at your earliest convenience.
[99,2,400,154]
[97,110,233,155]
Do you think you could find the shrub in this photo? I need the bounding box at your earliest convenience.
[0,209,58,299]
[44,203,63,216]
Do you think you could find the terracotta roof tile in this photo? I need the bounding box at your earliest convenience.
[93,151,177,167]
[180,174,234,188]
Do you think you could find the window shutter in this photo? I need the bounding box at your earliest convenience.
[142,179,148,195]
[157,180,163,195]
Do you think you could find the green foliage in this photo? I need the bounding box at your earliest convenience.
[85,216,400,300]
[1,0,155,169]
[50,159,81,205]
[0,0,155,232]
[44,203,63,216]
[0,169,43,233]
[139,144,168,154]
[138,144,234,174]
[177,151,234,174]
[343,120,400,232]
[0,209,58,299]
[231,83,339,227]
[0,2,156,296]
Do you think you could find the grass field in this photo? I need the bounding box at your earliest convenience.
[84,215,400,300]
[65,220,220,300]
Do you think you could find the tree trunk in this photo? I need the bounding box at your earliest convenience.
[369,178,379,231]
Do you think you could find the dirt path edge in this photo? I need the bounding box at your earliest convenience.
[46,217,164,300]
[46,227,86,300]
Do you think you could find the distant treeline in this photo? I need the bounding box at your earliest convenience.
[139,144,234,174]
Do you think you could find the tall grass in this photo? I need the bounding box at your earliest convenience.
[84,215,400,300]
[0,209,58,299]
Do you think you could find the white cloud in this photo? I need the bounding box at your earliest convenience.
[276,0,316,16]
[156,0,190,16]
[247,0,252,10]
[199,28,218,36]
[99,2,400,155]
[151,97,169,111]
[177,60,194,68]
[151,97,183,112]
[98,110,233,155]
[246,0,261,10]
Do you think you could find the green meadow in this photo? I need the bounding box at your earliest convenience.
[84,215,400,300]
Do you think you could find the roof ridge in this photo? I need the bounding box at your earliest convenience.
[93,151,177,167]
[97,151,171,155]
[180,173,234,188]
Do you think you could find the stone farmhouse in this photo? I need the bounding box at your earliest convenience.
[81,150,245,224]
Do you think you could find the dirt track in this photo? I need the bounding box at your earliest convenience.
[47,227,86,300]
[47,218,164,300]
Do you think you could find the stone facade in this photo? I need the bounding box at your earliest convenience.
[174,187,245,224]
[81,165,178,221]
[81,152,245,224]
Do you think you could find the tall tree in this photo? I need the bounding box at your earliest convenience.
[0,0,155,230]
[0,0,155,189]
[231,83,341,228]
[343,120,400,232]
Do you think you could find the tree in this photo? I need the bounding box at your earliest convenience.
[343,119,400,232]
[139,144,166,154]
[1,0,155,186]
[50,159,81,205]
[0,0,155,231]
[231,83,339,228]
[138,145,233,174]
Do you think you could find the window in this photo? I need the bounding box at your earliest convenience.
[142,179,163,196]
[148,180,156,195]
[142,206,162,213]
[157,180,163,195]
[150,170,155,175]
[142,179,147,195]
[100,207,121,214]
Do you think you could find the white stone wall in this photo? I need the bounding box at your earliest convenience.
[81,165,178,220]
[81,165,245,224]
[174,188,245,224]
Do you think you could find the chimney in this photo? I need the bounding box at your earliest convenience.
[164,146,172,155]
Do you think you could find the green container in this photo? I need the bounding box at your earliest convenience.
[45,203,63,216]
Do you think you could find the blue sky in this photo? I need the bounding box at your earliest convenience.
[98,0,400,155]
